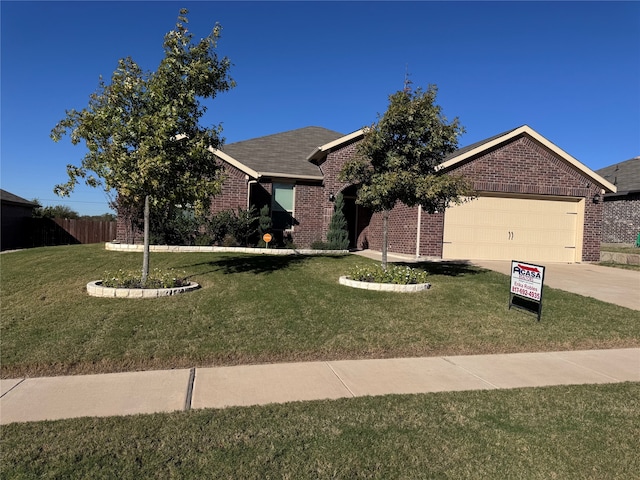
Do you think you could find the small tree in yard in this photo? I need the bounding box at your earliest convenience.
[327,193,350,250]
[51,9,234,284]
[257,205,272,247]
[340,85,474,269]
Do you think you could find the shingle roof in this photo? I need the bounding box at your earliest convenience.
[0,189,38,207]
[220,126,344,179]
[444,126,523,161]
[596,157,640,196]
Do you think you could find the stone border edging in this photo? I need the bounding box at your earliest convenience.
[600,251,640,265]
[339,276,431,293]
[86,281,200,298]
[105,242,348,256]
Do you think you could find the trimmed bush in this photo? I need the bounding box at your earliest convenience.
[347,264,429,285]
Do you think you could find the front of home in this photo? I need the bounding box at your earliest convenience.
[116,125,616,263]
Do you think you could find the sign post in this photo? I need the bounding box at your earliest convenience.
[262,233,272,249]
[509,260,545,321]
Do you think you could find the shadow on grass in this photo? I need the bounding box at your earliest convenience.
[181,253,343,275]
[397,260,484,277]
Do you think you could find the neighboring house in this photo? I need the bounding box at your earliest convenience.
[1,189,38,251]
[116,125,616,263]
[596,157,640,244]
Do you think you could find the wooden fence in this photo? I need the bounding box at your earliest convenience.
[2,218,117,250]
[51,218,117,245]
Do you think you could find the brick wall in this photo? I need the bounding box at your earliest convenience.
[291,182,325,247]
[602,194,640,243]
[210,162,249,213]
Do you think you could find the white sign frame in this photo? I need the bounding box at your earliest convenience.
[509,260,545,321]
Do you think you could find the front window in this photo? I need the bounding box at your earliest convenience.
[272,182,294,230]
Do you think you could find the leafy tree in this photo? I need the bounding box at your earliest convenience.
[80,213,117,222]
[340,85,474,268]
[51,9,234,284]
[33,204,80,219]
[326,193,349,250]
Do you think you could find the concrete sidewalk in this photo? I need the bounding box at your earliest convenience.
[2,348,638,425]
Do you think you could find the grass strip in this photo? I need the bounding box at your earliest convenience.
[2,383,638,479]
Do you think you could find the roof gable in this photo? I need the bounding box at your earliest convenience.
[439,125,616,193]
[210,126,344,180]
[596,157,640,195]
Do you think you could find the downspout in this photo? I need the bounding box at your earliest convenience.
[247,178,257,209]
[415,205,422,259]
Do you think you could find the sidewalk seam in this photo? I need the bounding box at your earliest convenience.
[325,362,356,398]
[551,354,621,382]
[441,357,501,389]
[0,378,26,399]
[184,368,195,411]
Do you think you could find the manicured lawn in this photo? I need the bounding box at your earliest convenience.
[2,383,638,479]
[2,244,639,378]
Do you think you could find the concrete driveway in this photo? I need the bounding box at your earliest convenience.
[472,260,640,311]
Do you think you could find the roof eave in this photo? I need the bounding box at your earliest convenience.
[307,129,366,163]
[260,172,324,181]
[209,147,260,179]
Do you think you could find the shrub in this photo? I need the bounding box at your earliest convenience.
[347,264,429,285]
[102,268,189,289]
[327,193,350,250]
[148,205,200,246]
[230,206,258,246]
[311,240,331,250]
[257,205,272,247]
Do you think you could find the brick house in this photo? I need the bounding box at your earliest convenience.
[596,157,640,244]
[116,124,615,262]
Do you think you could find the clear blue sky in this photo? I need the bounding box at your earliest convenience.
[2,1,639,216]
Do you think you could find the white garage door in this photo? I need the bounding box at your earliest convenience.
[442,196,582,263]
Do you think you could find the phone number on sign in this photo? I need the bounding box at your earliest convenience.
[511,286,541,301]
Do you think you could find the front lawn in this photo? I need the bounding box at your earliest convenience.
[2,383,638,478]
[2,244,639,378]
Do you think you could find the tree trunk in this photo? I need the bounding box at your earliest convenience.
[381,209,389,270]
[141,194,150,286]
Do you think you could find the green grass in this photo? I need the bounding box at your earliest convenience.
[2,244,639,378]
[598,261,640,271]
[601,243,640,255]
[2,383,638,479]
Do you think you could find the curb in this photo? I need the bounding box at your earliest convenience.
[105,242,348,256]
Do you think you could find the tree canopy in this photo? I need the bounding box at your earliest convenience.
[340,85,474,267]
[51,9,235,282]
[52,9,234,214]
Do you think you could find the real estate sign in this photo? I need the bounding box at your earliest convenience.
[509,260,545,321]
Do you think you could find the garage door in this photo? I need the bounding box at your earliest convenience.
[442,196,582,262]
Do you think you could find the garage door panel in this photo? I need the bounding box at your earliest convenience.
[443,196,580,263]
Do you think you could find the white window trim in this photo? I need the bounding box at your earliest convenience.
[272,181,296,231]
